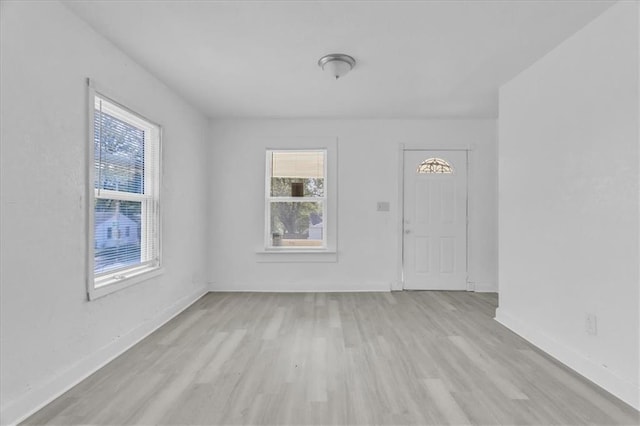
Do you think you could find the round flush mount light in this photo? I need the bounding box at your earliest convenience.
[318,53,356,80]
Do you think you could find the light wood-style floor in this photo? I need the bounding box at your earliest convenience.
[24,292,639,425]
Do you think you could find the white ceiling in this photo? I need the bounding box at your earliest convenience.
[63,0,614,119]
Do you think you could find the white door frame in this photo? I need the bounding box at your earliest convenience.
[395,143,473,291]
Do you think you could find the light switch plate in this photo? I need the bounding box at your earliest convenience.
[377,202,390,212]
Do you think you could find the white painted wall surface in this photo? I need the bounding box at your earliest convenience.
[0,1,210,424]
[208,119,497,293]
[497,1,639,409]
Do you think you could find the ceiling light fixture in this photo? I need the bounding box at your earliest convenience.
[318,53,356,80]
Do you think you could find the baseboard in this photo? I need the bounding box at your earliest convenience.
[495,307,640,410]
[0,285,208,426]
[473,282,498,293]
[208,281,391,293]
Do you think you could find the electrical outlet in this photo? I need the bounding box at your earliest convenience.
[585,313,598,335]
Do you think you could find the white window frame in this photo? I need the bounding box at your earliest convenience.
[86,80,162,300]
[265,149,328,250]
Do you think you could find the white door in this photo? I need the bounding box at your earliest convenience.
[403,150,467,290]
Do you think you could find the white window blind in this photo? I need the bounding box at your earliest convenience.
[89,91,160,297]
[271,151,324,179]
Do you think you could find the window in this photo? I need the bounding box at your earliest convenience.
[417,157,453,174]
[265,150,326,249]
[88,86,161,299]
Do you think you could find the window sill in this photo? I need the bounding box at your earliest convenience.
[89,266,164,300]
[255,249,337,263]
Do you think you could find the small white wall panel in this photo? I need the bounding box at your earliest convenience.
[439,237,455,274]
[414,237,430,273]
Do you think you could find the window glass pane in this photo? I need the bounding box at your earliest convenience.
[270,177,324,197]
[94,199,142,274]
[270,202,323,247]
[94,107,145,193]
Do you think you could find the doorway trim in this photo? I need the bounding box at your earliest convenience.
[395,143,474,291]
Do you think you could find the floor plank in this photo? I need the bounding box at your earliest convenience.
[22,291,639,425]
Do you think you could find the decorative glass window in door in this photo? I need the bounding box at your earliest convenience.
[417,157,453,174]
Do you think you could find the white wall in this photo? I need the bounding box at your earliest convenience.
[497,1,639,410]
[208,119,497,293]
[0,1,210,424]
